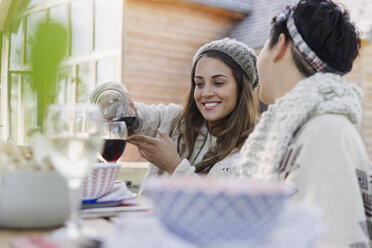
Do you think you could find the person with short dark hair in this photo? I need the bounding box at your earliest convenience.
[237,0,372,246]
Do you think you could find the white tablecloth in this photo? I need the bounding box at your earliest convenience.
[104,201,324,248]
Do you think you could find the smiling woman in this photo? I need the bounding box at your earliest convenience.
[91,38,259,195]
[193,56,239,129]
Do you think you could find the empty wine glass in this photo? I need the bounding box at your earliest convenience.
[100,120,128,163]
[44,103,103,240]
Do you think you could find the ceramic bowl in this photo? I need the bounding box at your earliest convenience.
[0,170,70,228]
[82,162,121,200]
[147,176,294,245]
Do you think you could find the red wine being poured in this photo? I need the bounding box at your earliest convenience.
[102,139,127,162]
[115,116,142,136]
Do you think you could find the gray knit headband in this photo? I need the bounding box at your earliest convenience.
[193,38,259,89]
[276,5,350,75]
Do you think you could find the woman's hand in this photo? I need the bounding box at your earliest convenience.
[127,129,182,174]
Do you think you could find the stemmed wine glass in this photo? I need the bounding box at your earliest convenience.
[44,103,103,240]
[100,120,128,163]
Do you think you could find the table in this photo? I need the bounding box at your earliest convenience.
[0,211,341,248]
[0,196,152,248]
[0,218,113,248]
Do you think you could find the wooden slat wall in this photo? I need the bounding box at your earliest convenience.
[343,42,372,161]
[358,43,372,160]
[120,0,244,162]
[122,0,244,105]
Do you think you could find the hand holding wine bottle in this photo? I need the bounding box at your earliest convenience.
[90,81,142,136]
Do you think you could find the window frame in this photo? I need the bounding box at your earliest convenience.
[0,0,124,144]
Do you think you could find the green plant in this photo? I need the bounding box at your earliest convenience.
[31,21,67,128]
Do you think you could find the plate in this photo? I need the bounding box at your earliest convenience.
[82,182,137,209]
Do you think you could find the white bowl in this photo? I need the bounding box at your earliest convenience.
[147,176,294,245]
[0,170,70,228]
[82,162,121,200]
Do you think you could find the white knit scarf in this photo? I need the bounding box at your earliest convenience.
[237,72,363,181]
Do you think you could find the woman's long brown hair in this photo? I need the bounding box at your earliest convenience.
[177,50,256,173]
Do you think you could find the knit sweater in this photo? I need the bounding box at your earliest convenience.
[237,73,372,247]
[284,114,371,246]
[134,102,239,195]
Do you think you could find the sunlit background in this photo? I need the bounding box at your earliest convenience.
[0,0,372,166]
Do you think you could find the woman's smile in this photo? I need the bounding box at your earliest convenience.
[202,101,221,110]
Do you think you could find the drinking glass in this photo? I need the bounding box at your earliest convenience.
[44,103,103,240]
[100,120,128,162]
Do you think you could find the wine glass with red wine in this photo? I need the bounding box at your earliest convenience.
[101,120,128,162]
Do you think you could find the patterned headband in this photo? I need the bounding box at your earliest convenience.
[276,5,350,75]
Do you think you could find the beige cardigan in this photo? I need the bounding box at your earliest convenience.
[134,102,239,195]
[280,114,372,247]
